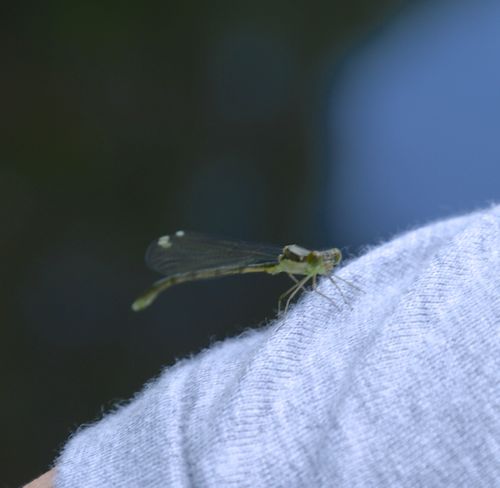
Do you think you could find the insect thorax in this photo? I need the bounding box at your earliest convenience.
[281,244,311,261]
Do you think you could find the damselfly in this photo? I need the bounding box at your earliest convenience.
[132,231,355,313]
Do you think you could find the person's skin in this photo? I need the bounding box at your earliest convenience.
[24,468,55,488]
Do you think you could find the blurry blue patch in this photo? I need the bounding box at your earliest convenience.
[326,0,500,246]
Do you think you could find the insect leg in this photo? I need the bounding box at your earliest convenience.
[332,274,365,293]
[284,275,311,314]
[327,276,348,304]
[313,275,340,311]
[278,281,301,315]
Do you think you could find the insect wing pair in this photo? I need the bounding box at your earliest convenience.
[132,231,345,312]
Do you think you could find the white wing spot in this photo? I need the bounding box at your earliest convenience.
[158,235,172,249]
[175,230,185,237]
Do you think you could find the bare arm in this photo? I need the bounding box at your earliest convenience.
[24,468,55,488]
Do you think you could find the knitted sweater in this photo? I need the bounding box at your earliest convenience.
[56,206,500,487]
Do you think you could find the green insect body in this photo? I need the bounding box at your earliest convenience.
[132,232,345,313]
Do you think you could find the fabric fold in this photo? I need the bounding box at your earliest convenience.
[56,207,500,487]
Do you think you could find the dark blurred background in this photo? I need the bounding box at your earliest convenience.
[3,0,500,485]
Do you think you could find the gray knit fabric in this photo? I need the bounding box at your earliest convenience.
[56,207,500,487]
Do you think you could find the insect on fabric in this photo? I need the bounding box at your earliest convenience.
[132,231,356,313]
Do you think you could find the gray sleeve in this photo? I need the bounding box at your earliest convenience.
[55,206,500,487]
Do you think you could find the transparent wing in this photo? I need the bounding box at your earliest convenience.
[145,231,282,278]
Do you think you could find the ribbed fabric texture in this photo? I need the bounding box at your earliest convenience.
[56,207,500,487]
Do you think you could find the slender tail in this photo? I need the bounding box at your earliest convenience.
[132,279,173,311]
[132,264,274,311]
